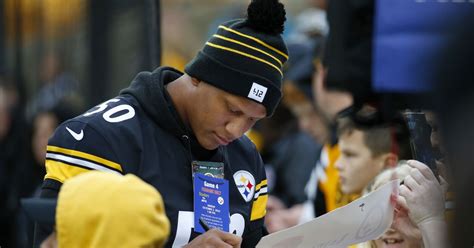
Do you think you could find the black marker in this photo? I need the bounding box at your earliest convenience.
[199,217,211,232]
[200,217,236,234]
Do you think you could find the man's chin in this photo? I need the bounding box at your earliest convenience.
[205,144,219,150]
[198,137,219,150]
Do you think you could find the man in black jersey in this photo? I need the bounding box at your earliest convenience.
[35,0,289,247]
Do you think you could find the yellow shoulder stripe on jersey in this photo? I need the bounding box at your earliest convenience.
[44,159,90,183]
[47,145,123,173]
[255,179,267,191]
[251,194,268,221]
[251,179,268,221]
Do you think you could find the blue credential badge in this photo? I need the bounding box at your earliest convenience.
[194,173,230,233]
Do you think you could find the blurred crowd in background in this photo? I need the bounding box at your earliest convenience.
[1,0,472,247]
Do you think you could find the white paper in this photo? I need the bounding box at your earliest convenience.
[257,180,399,248]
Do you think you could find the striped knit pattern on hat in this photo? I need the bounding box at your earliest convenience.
[185,18,288,116]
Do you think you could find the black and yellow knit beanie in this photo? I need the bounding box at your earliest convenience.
[185,0,288,116]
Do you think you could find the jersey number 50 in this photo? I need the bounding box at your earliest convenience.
[83,98,135,123]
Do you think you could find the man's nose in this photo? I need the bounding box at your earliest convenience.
[226,118,251,140]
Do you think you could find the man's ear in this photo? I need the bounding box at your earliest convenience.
[190,77,201,87]
[382,153,399,169]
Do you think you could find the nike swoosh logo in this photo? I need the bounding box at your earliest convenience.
[66,127,84,141]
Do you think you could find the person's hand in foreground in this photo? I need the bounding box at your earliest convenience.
[394,160,449,248]
[183,228,242,248]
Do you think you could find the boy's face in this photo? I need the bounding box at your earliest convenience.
[336,130,386,194]
[188,79,267,150]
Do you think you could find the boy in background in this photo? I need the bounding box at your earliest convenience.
[335,116,411,197]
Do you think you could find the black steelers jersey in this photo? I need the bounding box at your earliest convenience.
[41,67,268,247]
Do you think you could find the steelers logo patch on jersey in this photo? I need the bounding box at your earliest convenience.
[233,170,255,202]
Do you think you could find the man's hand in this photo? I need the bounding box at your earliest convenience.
[183,229,242,248]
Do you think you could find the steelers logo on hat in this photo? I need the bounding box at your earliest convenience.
[233,170,256,202]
